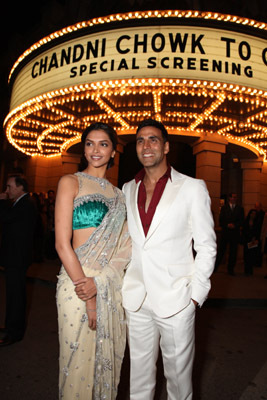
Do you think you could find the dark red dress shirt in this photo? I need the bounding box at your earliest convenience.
[135,166,171,236]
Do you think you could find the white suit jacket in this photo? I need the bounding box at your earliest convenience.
[122,167,217,318]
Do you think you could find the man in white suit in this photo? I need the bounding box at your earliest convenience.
[122,119,217,400]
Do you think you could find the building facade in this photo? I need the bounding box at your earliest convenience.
[3,10,267,224]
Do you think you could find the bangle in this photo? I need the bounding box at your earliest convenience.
[86,308,96,312]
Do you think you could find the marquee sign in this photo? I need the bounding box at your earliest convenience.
[10,24,267,110]
[4,11,267,159]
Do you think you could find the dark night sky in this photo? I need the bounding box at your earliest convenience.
[1,0,266,146]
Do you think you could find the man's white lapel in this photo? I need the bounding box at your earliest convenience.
[129,180,146,239]
[145,169,186,242]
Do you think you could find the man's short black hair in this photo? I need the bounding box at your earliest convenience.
[136,119,169,142]
[9,175,28,192]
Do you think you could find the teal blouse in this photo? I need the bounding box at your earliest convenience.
[73,200,108,230]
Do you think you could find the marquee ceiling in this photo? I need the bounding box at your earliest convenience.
[4,10,267,160]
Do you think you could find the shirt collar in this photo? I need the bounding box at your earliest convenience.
[13,192,27,206]
[135,165,172,183]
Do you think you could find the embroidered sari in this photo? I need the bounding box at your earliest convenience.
[56,173,131,399]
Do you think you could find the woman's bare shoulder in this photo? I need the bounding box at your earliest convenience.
[57,174,79,195]
[59,173,78,184]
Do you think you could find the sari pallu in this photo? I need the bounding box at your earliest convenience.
[57,187,131,400]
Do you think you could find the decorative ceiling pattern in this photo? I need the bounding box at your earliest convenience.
[4,78,267,158]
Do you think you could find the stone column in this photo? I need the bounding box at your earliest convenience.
[26,155,62,193]
[241,158,264,215]
[192,134,228,227]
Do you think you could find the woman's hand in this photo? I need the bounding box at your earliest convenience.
[74,277,97,301]
[86,297,97,330]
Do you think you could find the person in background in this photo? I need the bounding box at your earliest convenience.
[260,211,267,279]
[254,202,265,267]
[44,189,57,259]
[122,119,216,400]
[32,193,45,263]
[215,193,244,275]
[242,209,261,276]
[0,175,37,346]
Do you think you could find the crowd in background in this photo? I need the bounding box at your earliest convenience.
[13,187,267,276]
[215,193,267,278]
[2,182,267,275]
[30,188,267,279]
[31,189,58,262]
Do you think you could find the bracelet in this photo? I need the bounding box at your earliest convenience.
[86,308,96,312]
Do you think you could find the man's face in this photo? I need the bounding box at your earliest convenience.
[5,178,24,201]
[48,191,55,200]
[136,126,169,169]
[229,193,237,205]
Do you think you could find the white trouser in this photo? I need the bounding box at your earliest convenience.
[125,296,196,400]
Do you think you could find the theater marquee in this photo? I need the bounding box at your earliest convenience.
[11,24,267,109]
[4,10,267,159]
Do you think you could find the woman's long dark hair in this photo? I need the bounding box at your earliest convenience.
[79,122,118,171]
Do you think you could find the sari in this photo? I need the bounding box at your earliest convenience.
[57,173,131,399]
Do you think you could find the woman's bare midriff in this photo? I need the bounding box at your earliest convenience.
[72,227,96,250]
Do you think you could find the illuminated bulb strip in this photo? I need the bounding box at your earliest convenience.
[8,10,267,82]
[257,142,267,148]
[217,130,266,160]
[189,92,226,130]
[3,78,267,158]
[4,76,261,125]
[11,129,38,138]
[61,136,82,152]
[244,129,267,139]
[217,123,237,136]
[153,90,162,115]
[37,120,72,152]
[94,95,130,129]
[5,112,42,156]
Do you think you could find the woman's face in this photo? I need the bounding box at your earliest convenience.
[84,129,115,169]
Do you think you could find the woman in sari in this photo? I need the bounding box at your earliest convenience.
[55,122,131,399]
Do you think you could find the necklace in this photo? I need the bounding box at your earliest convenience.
[77,171,110,190]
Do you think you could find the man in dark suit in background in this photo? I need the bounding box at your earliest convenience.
[254,202,265,267]
[0,175,37,346]
[215,193,244,275]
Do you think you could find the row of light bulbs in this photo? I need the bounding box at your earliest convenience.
[189,93,226,131]
[6,78,267,125]
[4,78,267,159]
